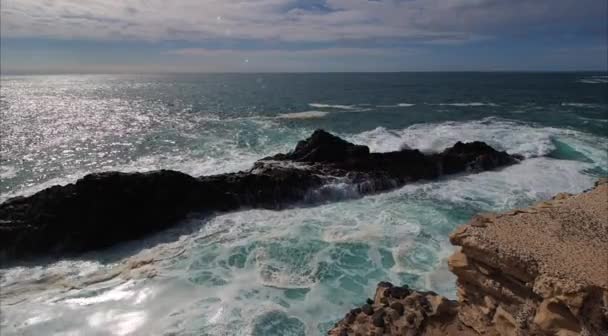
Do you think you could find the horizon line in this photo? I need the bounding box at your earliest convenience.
[2,70,607,76]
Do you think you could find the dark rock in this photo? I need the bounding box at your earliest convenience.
[0,129,522,261]
[362,304,374,316]
[265,129,369,164]
[366,298,374,305]
[437,141,517,175]
[0,170,204,260]
[0,168,323,261]
[346,312,356,324]
[372,310,386,328]
[390,302,405,316]
[419,296,432,312]
[388,286,411,299]
[378,281,394,288]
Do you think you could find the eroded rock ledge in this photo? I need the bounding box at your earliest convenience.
[330,179,608,336]
[0,129,519,261]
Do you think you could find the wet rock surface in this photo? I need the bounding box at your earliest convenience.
[0,129,519,261]
[329,179,608,336]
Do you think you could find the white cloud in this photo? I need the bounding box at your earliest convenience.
[1,0,603,44]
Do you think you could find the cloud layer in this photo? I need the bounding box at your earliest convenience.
[2,0,605,44]
[1,0,605,72]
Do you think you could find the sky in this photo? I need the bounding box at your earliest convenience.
[1,0,606,73]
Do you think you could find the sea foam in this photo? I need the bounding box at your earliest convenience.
[435,102,498,107]
[276,111,329,119]
[1,117,606,336]
[308,103,357,110]
[577,76,608,84]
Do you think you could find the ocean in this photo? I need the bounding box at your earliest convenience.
[1,73,607,335]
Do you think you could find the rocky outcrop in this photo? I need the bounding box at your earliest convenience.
[0,130,519,261]
[329,282,477,336]
[330,179,608,336]
[449,179,608,336]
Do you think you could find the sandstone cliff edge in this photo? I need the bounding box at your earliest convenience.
[330,179,608,336]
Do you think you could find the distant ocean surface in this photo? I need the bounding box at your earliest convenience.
[1,73,607,335]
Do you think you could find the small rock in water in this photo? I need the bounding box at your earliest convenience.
[366,298,374,305]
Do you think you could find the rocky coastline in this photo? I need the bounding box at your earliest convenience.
[329,179,608,336]
[1,129,606,335]
[0,130,519,261]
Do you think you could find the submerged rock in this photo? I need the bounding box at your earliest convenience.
[0,129,520,261]
[329,179,608,336]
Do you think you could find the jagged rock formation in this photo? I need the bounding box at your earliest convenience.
[329,282,477,336]
[330,179,608,336]
[0,129,519,261]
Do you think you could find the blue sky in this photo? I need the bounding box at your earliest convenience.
[1,0,606,73]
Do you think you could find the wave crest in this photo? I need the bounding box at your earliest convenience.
[277,111,329,119]
[308,103,357,110]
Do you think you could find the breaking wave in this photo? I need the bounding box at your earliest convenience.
[276,111,330,120]
[308,103,357,110]
[577,76,608,84]
[435,102,498,107]
[2,117,606,335]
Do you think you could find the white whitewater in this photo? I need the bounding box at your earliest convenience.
[1,118,605,336]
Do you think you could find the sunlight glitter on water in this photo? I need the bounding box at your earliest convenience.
[1,74,606,335]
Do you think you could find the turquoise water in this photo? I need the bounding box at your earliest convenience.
[0,73,607,335]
